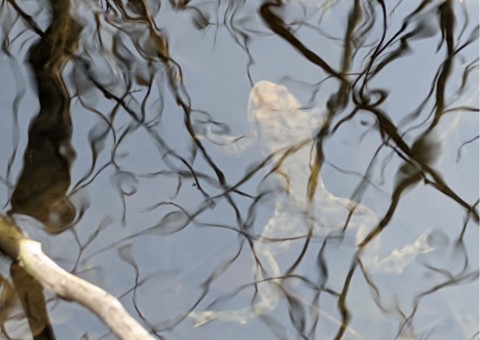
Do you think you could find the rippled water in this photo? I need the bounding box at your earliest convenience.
[0,0,478,339]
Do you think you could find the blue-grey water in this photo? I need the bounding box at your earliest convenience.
[0,0,478,339]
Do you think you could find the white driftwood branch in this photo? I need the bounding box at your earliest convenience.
[0,216,154,340]
[18,239,154,340]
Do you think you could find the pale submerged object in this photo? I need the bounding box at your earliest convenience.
[189,81,435,326]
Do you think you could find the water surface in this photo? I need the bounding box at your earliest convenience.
[0,0,478,339]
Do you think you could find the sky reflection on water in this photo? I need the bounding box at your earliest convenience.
[0,0,478,339]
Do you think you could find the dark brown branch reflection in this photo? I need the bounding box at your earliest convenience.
[0,0,477,338]
[2,0,82,337]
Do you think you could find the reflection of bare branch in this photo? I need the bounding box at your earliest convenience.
[3,0,80,336]
[260,2,343,80]
[10,262,55,339]
[457,135,480,162]
[1,0,477,337]
[397,268,479,339]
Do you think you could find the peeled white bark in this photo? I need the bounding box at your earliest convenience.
[0,216,153,340]
[18,239,154,340]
